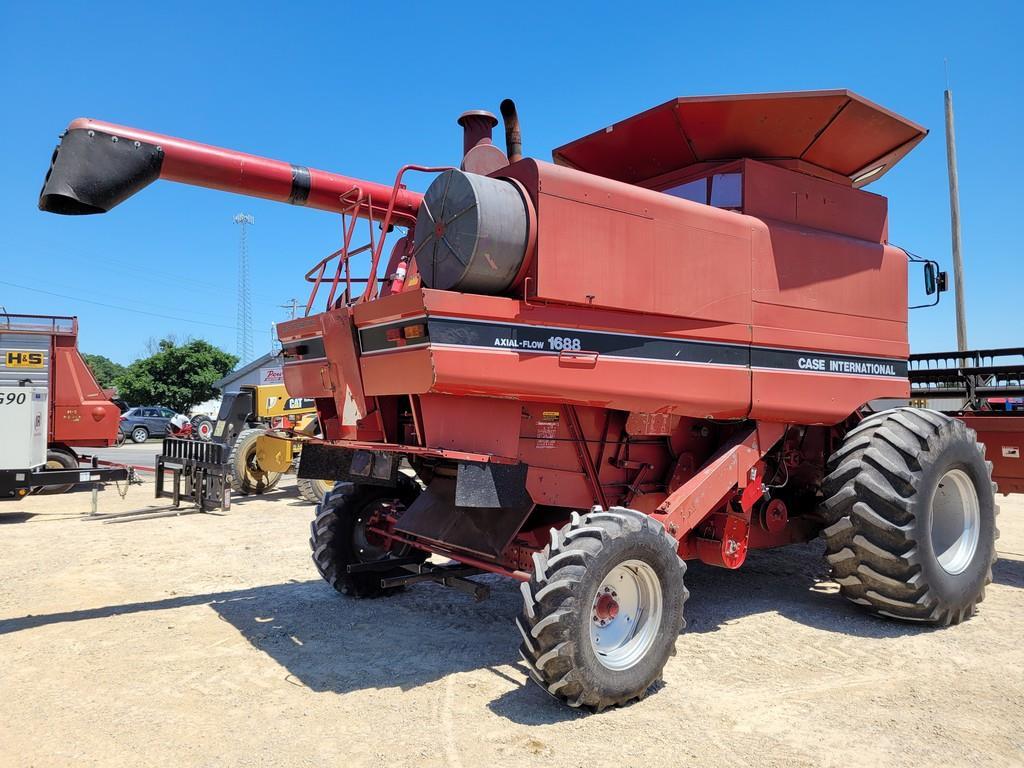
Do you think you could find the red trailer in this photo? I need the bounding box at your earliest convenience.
[38,89,999,711]
[1,314,122,487]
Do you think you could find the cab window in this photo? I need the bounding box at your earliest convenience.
[664,171,742,211]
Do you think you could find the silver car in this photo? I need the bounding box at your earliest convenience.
[119,406,176,443]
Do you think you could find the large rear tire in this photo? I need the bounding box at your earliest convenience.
[517,507,688,711]
[822,407,998,625]
[228,427,282,495]
[310,479,426,598]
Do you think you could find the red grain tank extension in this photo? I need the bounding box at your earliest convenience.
[38,90,999,711]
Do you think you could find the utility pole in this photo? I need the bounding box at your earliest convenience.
[234,213,255,365]
[944,85,968,352]
[279,298,300,320]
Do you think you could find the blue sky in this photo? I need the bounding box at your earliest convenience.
[1,2,1020,365]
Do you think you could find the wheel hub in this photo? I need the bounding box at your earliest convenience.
[354,500,398,561]
[931,468,981,575]
[593,588,619,626]
[588,560,664,671]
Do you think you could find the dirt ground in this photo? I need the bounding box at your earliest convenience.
[1,477,1022,768]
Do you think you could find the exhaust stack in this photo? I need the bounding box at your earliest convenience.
[499,99,523,163]
[38,118,422,223]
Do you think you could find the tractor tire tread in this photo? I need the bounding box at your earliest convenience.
[821,407,998,624]
[309,479,424,599]
[228,427,282,496]
[518,507,687,712]
[296,477,331,505]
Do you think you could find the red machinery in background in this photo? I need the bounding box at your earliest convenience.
[910,347,1024,493]
[0,314,122,487]
[38,90,1000,711]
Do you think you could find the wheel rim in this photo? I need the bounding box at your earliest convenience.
[588,560,663,671]
[353,499,396,562]
[198,422,212,439]
[931,468,981,575]
[244,448,279,487]
[132,428,147,442]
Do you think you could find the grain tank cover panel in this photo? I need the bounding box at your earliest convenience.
[414,170,529,294]
[553,90,927,188]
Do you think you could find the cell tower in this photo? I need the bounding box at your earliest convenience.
[234,213,255,364]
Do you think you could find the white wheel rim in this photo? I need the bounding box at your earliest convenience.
[588,560,663,671]
[133,429,147,442]
[931,468,981,575]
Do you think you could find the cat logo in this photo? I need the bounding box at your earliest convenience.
[5,351,45,368]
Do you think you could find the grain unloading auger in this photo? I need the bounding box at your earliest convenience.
[39,90,999,711]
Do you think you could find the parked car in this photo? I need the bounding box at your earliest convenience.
[119,406,178,443]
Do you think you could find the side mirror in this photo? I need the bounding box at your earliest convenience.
[905,250,948,310]
[923,262,949,296]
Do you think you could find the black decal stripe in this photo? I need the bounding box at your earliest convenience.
[751,348,908,377]
[356,317,907,378]
[428,317,748,366]
[289,164,311,205]
[282,335,326,361]
[359,320,430,354]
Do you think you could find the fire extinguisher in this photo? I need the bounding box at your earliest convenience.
[389,258,408,293]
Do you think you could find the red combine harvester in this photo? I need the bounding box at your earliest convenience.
[1,314,122,492]
[38,90,999,710]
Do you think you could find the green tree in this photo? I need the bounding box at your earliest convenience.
[82,353,127,389]
[115,338,238,413]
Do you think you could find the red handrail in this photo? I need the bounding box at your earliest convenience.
[302,165,455,314]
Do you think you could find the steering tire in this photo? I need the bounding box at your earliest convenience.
[518,507,688,711]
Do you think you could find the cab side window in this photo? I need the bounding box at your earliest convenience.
[709,173,742,209]
[663,171,742,211]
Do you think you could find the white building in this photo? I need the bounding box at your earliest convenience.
[191,352,285,417]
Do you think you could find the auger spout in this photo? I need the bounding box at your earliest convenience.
[38,118,422,223]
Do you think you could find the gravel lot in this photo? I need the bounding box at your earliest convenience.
[1,478,1022,767]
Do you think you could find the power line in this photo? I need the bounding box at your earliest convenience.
[0,279,236,330]
[15,242,291,306]
[3,267,239,324]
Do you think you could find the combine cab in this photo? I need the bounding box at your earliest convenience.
[38,90,999,710]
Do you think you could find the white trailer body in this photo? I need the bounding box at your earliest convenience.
[0,387,49,470]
